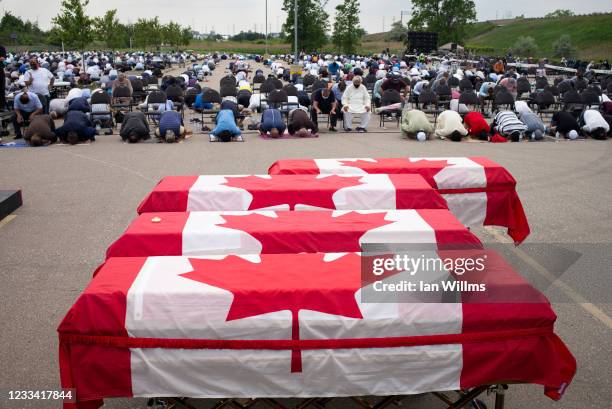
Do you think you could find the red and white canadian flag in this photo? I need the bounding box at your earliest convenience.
[268,157,530,244]
[136,174,448,214]
[59,252,575,409]
[106,209,482,259]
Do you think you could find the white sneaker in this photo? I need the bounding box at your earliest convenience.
[232,135,244,142]
[209,134,218,142]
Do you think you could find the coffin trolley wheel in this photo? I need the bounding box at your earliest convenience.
[469,399,487,409]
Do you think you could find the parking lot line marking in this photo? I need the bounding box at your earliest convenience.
[0,214,16,229]
[485,227,612,330]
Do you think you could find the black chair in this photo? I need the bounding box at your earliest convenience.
[562,89,584,113]
[219,84,237,98]
[418,90,441,124]
[268,89,288,109]
[220,75,237,89]
[302,74,316,88]
[199,88,222,125]
[143,90,168,124]
[166,85,185,118]
[535,76,549,90]
[459,78,473,92]
[581,88,600,109]
[111,86,133,114]
[90,91,113,128]
[378,89,402,127]
[130,79,146,103]
[493,89,515,112]
[534,90,557,118]
[282,84,298,97]
[517,77,531,99]
[458,92,480,113]
[435,84,452,109]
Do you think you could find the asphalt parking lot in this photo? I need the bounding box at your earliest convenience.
[0,61,610,409]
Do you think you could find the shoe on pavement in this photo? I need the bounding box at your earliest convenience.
[344,128,352,132]
[329,127,337,132]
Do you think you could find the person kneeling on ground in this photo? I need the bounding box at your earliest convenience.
[401,109,433,141]
[120,111,150,143]
[580,109,609,140]
[259,108,286,138]
[550,111,581,140]
[55,110,96,145]
[24,114,57,146]
[211,109,242,142]
[519,111,546,141]
[341,76,371,133]
[288,108,316,137]
[491,111,527,142]
[434,110,468,142]
[12,91,43,139]
[155,110,185,143]
[463,111,490,140]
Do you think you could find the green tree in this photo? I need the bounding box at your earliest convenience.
[133,17,162,49]
[94,9,123,49]
[386,20,408,42]
[180,27,192,47]
[332,0,363,54]
[51,0,94,50]
[282,0,329,52]
[408,0,476,44]
[552,34,577,58]
[511,36,538,57]
[545,9,575,18]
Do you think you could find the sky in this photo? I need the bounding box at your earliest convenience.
[1,0,611,34]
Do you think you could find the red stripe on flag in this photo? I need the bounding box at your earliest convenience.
[59,327,552,350]
[137,176,199,214]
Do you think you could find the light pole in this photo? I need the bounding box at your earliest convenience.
[400,10,411,25]
[294,0,299,63]
[265,0,268,56]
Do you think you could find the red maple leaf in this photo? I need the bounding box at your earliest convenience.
[220,211,395,254]
[224,175,364,210]
[181,254,363,372]
[339,158,450,187]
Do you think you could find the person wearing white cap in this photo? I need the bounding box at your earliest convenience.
[551,111,580,140]
[401,109,433,141]
[341,76,371,132]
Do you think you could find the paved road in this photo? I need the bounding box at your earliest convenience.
[0,60,610,409]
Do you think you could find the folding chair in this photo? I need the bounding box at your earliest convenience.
[378,89,402,127]
[130,79,146,104]
[458,92,481,114]
[90,90,114,130]
[166,85,186,119]
[493,90,515,113]
[143,90,168,125]
[111,86,133,117]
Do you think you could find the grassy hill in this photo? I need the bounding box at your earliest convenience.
[363,13,612,60]
[466,13,612,60]
[185,13,611,59]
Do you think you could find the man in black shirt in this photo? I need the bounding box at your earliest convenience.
[310,87,338,133]
[551,111,580,139]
